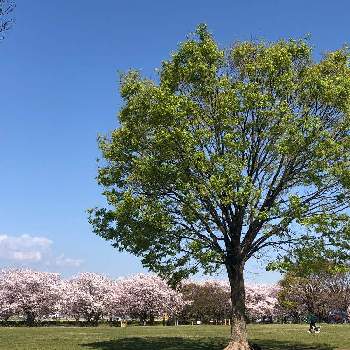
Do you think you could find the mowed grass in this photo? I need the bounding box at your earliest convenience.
[0,324,349,350]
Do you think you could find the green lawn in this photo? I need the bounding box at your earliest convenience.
[0,324,349,350]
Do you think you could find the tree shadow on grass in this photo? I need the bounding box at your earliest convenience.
[82,337,335,350]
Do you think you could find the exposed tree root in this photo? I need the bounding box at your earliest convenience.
[224,341,251,350]
[224,341,262,350]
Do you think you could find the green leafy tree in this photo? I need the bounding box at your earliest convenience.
[89,25,350,349]
[268,240,350,277]
[0,0,15,40]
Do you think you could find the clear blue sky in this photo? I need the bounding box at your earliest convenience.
[0,0,349,282]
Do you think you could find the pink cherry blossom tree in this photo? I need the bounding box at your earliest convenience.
[61,272,112,323]
[121,274,185,325]
[0,283,17,321]
[245,283,279,321]
[0,268,61,325]
[102,279,126,322]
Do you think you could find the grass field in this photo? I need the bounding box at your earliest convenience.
[0,324,349,350]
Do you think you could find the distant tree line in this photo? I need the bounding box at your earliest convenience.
[0,268,348,327]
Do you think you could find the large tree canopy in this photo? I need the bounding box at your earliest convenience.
[89,25,350,349]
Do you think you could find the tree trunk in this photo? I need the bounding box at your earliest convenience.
[25,311,35,327]
[224,263,250,350]
[93,313,100,326]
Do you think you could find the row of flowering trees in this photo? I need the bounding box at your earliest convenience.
[0,269,281,326]
[0,270,186,325]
